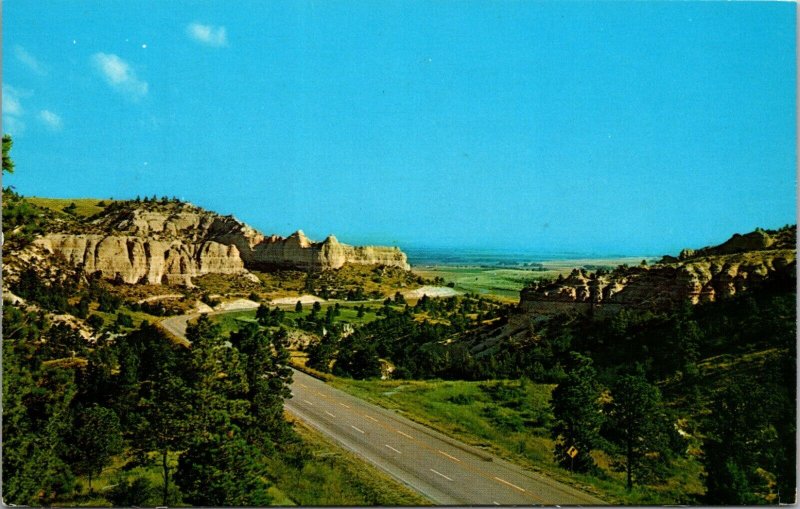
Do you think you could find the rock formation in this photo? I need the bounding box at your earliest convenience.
[520,227,796,316]
[17,201,409,286]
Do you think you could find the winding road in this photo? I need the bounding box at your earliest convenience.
[160,310,605,505]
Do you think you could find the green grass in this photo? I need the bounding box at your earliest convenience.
[330,378,557,461]
[28,197,112,218]
[91,304,164,331]
[414,257,656,301]
[54,420,428,507]
[329,376,703,504]
[53,451,184,507]
[413,267,548,300]
[211,303,385,336]
[276,418,431,506]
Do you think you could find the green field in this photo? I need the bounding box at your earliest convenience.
[211,302,389,337]
[27,197,113,218]
[413,257,655,301]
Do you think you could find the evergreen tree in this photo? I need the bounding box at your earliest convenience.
[107,477,155,506]
[550,353,603,472]
[603,374,674,490]
[702,369,796,504]
[256,303,270,325]
[3,133,15,173]
[3,320,78,505]
[184,315,249,439]
[174,433,272,506]
[122,323,193,505]
[306,330,339,373]
[295,300,303,313]
[333,334,381,379]
[68,405,123,491]
[230,324,293,449]
[132,372,193,505]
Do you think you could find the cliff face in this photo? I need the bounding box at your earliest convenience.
[19,201,409,286]
[520,228,796,316]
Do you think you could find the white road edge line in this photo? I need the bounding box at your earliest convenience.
[430,469,454,481]
[493,502,500,506]
[494,476,526,492]
[397,430,414,439]
[385,444,401,454]
[324,411,336,418]
[303,400,313,406]
[351,425,365,434]
[438,450,461,462]
[364,415,379,422]
[339,402,351,409]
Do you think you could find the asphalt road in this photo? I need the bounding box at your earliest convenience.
[160,311,605,505]
[286,369,605,505]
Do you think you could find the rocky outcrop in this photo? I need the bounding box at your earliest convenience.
[32,234,247,286]
[521,227,796,316]
[673,228,794,261]
[18,201,409,286]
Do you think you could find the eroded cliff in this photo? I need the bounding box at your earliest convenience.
[520,227,796,316]
[14,200,409,286]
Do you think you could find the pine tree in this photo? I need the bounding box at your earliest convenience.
[603,374,673,490]
[68,405,123,491]
[175,433,272,506]
[184,315,249,438]
[703,370,795,504]
[232,323,293,448]
[550,352,603,472]
[122,323,194,506]
[3,133,15,173]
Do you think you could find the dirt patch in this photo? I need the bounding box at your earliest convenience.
[270,294,326,305]
[403,286,460,299]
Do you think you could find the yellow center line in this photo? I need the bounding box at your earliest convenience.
[438,450,461,462]
[494,477,526,493]
[309,389,550,504]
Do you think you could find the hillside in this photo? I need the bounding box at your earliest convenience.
[4,197,409,287]
[519,226,795,317]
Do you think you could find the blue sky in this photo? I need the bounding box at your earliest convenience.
[3,1,796,256]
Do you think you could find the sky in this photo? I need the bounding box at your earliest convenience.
[2,1,796,256]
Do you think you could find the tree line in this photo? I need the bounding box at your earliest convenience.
[3,304,296,506]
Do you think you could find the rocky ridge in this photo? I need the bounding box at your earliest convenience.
[520,227,796,316]
[11,200,409,286]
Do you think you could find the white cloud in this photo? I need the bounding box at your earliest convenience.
[3,85,27,134]
[39,110,63,130]
[3,85,24,117]
[91,53,148,99]
[13,45,47,76]
[186,22,228,47]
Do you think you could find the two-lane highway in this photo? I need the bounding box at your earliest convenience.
[160,310,605,505]
[286,369,605,505]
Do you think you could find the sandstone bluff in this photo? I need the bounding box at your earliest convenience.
[20,201,410,286]
[519,227,796,316]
